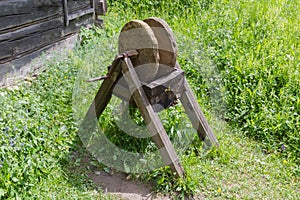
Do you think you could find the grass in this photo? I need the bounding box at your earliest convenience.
[107,0,300,164]
[182,121,299,199]
[0,53,115,199]
[1,0,299,199]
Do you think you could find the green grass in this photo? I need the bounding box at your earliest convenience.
[0,54,116,199]
[107,0,300,164]
[1,0,299,199]
[182,121,299,199]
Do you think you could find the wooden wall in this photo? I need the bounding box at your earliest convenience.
[0,0,107,79]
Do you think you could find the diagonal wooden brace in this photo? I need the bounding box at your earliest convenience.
[121,55,185,177]
[168,62,219,147]
[84,50,139,121]
[180,78,219,147]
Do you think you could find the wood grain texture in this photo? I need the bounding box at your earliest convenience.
[0,15,92,64]
[85,50,139,120]
[121,56,185,177]
[180,77,219,147]
[0,0,95,78]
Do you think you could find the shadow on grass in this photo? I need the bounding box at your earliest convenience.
[59,137,159,200]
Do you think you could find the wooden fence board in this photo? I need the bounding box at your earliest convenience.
[0,0,106,82]
[0,15,92,64]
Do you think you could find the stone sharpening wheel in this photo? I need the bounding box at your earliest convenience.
[82,17,219,178]
[118,17,178,81]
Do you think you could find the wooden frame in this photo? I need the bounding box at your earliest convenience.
[82,50,218,177]
[62,0,95,26]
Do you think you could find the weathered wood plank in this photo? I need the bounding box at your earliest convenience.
[0,0,92,33]
[67,0,92,11]
[0,10,62,33]
[0,0,96,80]
[95,0,108,15]
[121,56,185,177]
[0,42,56,78]
[68,8,94,21]
[62,0,69,26]
[0,14,92,64]
[180,78,219,147]
[0,0,63,33]
[0,0,91,17]
[0,18,62,43]
[0,0,62,16]
[0,34,78,85]
[0,14,92,73]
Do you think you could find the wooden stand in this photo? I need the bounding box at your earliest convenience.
[82,50,218,177]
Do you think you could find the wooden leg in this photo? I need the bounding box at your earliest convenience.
[121,56,185,177]
[84,50,139,121]
[85,61,122,121]
[180,79,219,147]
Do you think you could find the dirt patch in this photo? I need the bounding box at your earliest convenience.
[69,151,171,199]
[89,170,170,200]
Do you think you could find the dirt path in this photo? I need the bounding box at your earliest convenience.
[89,171,170,200]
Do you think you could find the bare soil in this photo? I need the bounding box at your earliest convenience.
[89,170,171,200]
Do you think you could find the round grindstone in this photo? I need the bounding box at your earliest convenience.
[143,17,178,77]
[118,20,160,82]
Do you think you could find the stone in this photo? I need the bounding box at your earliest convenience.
[143,17,178,77]
[118,20,159,82]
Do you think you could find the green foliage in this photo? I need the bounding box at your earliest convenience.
[106,0,300,197]
[147,166,197,199]
[109,0,213,17]
[0,55,108,199]
[108,0,300,163]
[1,0,299,199]
[198,0,300,162]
